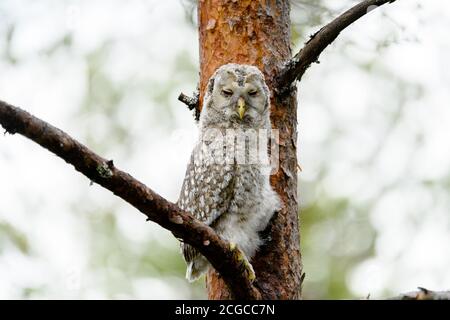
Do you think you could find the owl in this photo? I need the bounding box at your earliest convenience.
[177,63,281,282]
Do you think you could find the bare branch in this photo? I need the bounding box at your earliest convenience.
[178,91,200,121]
[388,287,450,300]
[276,0,398,92]
[0,99,260,300]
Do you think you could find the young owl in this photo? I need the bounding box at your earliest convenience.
[178,63,281,282]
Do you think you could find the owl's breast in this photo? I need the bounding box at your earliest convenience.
[225,164,263,213]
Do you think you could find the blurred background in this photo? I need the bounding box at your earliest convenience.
[0,0,449,299]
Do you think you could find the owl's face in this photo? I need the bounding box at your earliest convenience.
[202,64,270,128]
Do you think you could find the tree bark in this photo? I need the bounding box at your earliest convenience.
[198,0,302,300]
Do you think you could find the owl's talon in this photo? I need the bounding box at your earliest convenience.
[243,258,256,282]
[229,242,256,282]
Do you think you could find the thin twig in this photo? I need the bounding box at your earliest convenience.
[178,91,200,121]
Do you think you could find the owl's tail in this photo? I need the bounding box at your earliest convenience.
[186,256,209,282]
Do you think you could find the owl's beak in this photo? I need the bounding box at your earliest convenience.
[237,97,246,119]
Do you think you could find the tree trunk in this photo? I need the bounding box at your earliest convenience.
[198,0,302,300]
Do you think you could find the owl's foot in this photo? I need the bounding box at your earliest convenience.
[229,242,256,282]
[241,255,256,282]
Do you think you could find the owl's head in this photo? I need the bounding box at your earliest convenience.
[200,64,270,129]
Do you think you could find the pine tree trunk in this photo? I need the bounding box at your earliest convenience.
[198,0,302,300]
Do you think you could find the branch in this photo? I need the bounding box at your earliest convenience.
[178,91,200,121]
[276,0,398,92]
[0,100,260,300]
[388,287,450,300]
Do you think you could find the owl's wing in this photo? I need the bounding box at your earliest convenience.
[177,144,235,262]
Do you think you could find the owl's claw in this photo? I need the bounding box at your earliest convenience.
[242,257,256,282]
[229,242,256,282]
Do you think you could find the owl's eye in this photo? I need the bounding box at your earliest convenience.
[248,90,258,97]
[222,89,233,97]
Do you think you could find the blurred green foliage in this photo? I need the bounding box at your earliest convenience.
[0,222,29,254]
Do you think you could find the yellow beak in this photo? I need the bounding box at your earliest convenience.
[237,97,246,119]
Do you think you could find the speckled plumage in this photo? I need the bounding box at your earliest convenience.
[178,64,281,282]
